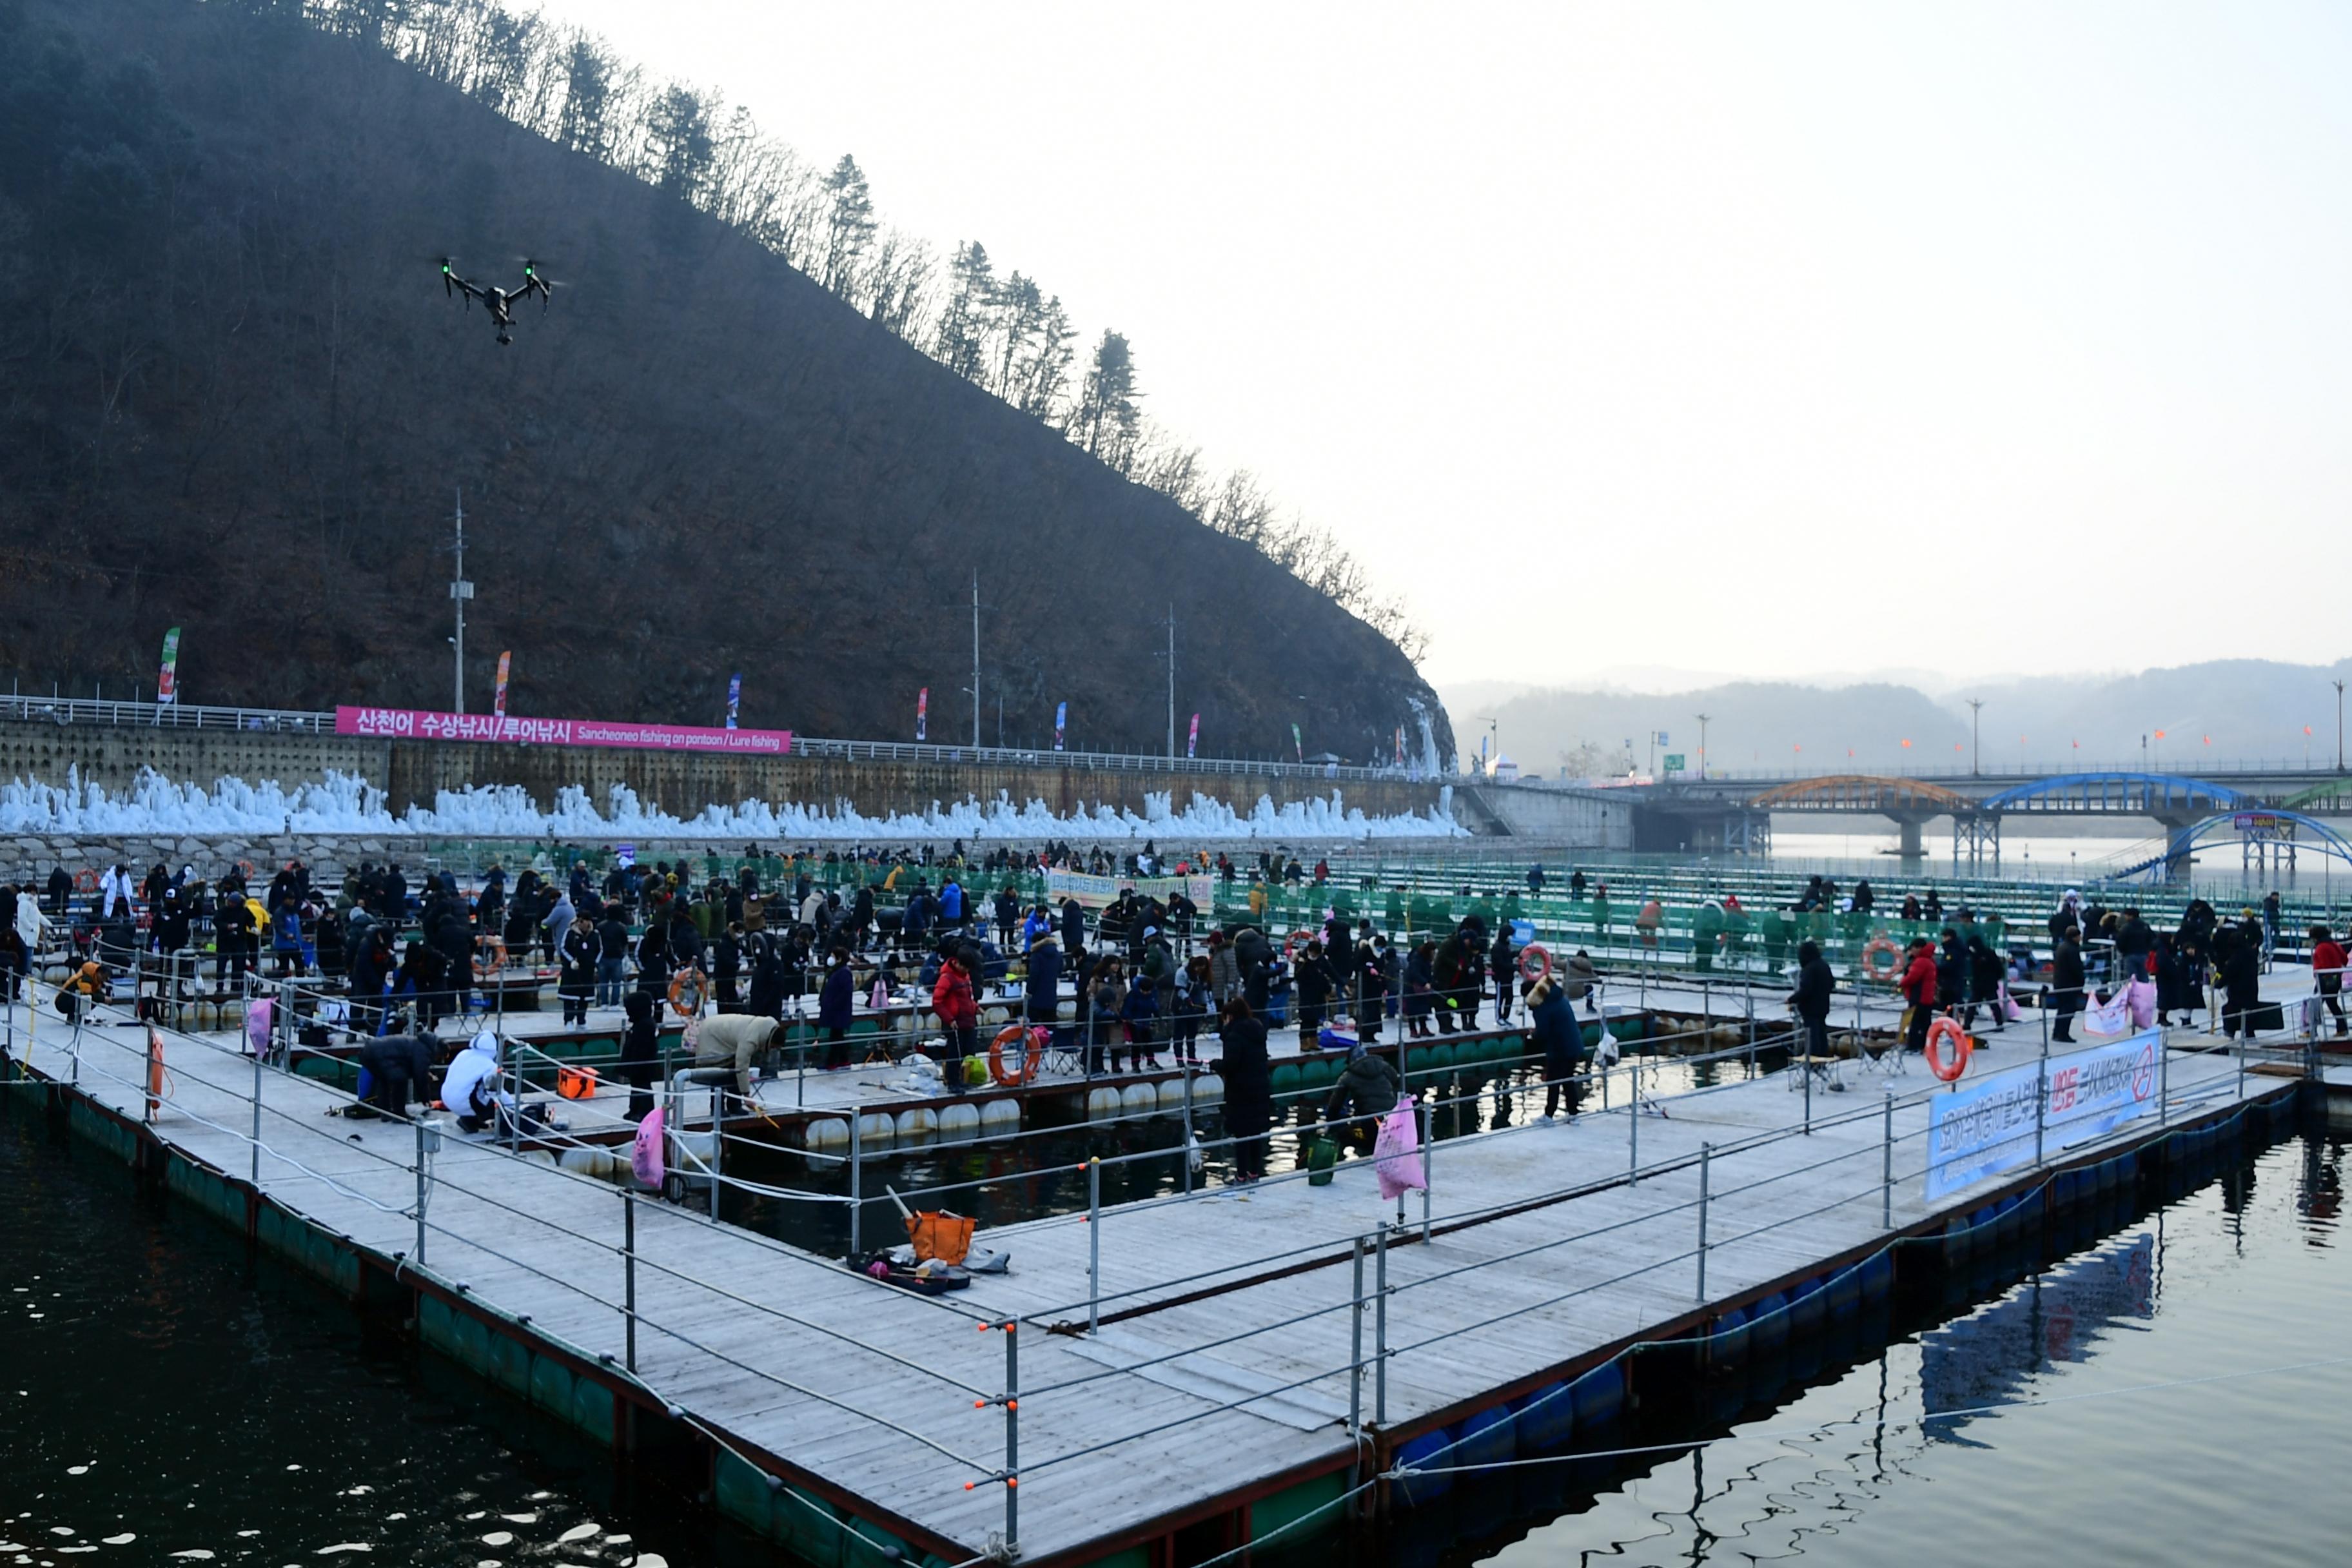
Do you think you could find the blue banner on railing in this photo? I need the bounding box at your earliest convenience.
[1925,1030,2162,1200]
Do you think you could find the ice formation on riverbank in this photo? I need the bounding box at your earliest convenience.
[0,767,1464,841]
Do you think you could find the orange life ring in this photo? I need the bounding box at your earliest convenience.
[556,1064,599,1101]
[988,1023,1039,1086]
[667,966,707,1017]
[74,868,99,894]
[473,937,509,982]
[1925,1016,1973,1082]
[1861,936,1902,985]
[1518,943,1553,984]
[236,859,256,881]
[1285,929,1318,961]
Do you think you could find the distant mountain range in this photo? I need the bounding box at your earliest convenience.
[1439,659,2352,778]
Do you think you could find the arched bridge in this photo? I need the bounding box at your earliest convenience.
[1749,776,1978,816]
[1976,771,2256,817]
[2106,807,2352,883]
[1700,770,2273,867]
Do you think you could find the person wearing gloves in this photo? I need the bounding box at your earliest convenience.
[694,1012,783,1104]
[360,1030,446,1122]
[1320,1040,1402,1148]
[442,1030,517,1128]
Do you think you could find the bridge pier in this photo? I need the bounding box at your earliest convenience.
[1895,818,1925,859]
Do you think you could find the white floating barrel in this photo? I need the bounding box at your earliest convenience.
[978,1099,1021,1135]
[1156,1079,1191,1110]
[1085,1087,1122,1121]
[939,1102,982,1140]
[1193,1073,1224,1104]
[805,1117,849,1150]
[1120,1083,1159,1116]
[895,1107,938,1139]
[854,1112,895,1144]
[674,1130,716,1166]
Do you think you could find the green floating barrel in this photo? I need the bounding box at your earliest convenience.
[1271,1061,1302,1097]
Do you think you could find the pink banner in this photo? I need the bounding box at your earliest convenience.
[336,706,792,755]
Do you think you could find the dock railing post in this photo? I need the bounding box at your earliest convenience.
[622,1189,638,1372]
[1003,1322,1020,1553]
[1349,1235,1366,1438]
[848,1117,863,1258]
[251,1043,263,1186]
[413,1117,429,1266]
[710,1088,723,1222]
[1374,1222,1389,1427]
[2035,1035,2049,1168]
[1086,1157,1101,1337]
[1629,1068,1639,1183]
[1882,1088,1894,1228]
[1694,1141,1711,1302]
[1803,1026,1813,1134]
[1181,1065,1195,1197]
[1419,1095,1433,1242]
[2159,1033,2170,1126]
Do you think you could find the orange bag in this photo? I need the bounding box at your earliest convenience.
[905,1210,975,1266]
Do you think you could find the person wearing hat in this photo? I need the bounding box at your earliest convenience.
[1527,974,1584,1120]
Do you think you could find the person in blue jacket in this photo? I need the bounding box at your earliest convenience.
[818,946,856,1068]
[1527,975,1585,1120]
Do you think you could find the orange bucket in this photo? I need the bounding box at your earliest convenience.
[905,1210,975,1266]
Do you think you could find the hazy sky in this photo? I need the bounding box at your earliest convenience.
[540,1,2352,687]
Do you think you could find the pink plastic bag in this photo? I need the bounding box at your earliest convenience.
[2124,977,2158,1030]
[243,997,273,1056]
[1374,1096,1425,1199]
[632,1105,666,1188]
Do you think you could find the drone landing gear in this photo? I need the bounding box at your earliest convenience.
[496,328,513,346]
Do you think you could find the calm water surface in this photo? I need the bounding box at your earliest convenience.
[3,1090,2347,1567]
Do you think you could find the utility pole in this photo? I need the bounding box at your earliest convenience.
[970,571,981,750]
[448,487,474,714]
[2336,680,2344,772]
[1166,604,1177,760]
[1694,712,1712,779]
[1966,698,1983,776]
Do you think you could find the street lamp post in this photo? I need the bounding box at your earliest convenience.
[1695,712,1711,779]
[2336,680,2344,772]
[1966,698,1983,778]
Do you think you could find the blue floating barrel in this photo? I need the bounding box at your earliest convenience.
[1571,1361,1625,1429]
[1749,1291,1789,1353]
[1708,1305,1750,1372]
[1859,1251,1894,1304]
[1393,1429,1456,1508]
[1788,1277,1827,1335]
[1456,1406,1516,1470]
[1825,1264,1862,1320]
[1514,1382,1574,1452]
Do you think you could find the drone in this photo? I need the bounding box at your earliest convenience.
[438,257,553,345]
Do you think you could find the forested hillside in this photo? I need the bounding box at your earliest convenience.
[0,0,1451,765]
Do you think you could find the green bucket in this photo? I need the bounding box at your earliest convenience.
[1306,1136,1339,1186]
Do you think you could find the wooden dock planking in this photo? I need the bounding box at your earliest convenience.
[5,997,2280,1565]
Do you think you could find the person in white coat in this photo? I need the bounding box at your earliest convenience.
[97,863,137,921]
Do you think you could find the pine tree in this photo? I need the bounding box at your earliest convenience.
[818,153,876,297]
[1072,330,1142,472]
[932,240,994,381]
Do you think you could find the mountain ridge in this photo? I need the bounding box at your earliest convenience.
[0,0,1450,767]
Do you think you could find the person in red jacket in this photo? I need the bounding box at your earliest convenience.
[2311,925,2347,1038]
[932,948,981,1072]
[1897,937,1939,1052]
